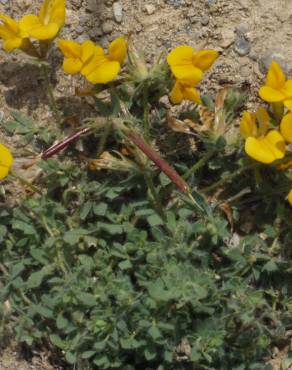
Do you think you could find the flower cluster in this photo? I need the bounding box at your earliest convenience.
[166,45,218,104]
[58,37,127,84]
[240,61,292,205]
[0,0,65,52]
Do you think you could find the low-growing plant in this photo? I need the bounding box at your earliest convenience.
[0,1,292,369]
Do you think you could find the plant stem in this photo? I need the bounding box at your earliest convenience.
[200,164,258,193]
[10,171,42,194]
[183,149,217,180]
[41,63,62,125]
[97,122,112,157]
[144,172,167,222]
[143,86,150,142]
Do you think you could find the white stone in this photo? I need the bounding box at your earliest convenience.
[113,2,123,23]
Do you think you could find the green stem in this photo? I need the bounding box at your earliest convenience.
[41,63,62,125]
[143,86,150,142]
[97,121,112,157]
[183,149,217,180]
[10,171,42,194]
[200,164,258,193]
[145,172,167,222]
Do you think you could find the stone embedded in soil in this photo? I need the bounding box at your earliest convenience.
[259,50,288,75]
[113,2,123,23]
[144,4,156,15]
[233,36,251,56]
[235,23,249,36]
[220,28,235,49]
[200,15,210,26]
[86,0,98,13]
[102,21,114,34]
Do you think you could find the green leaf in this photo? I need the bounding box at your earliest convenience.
[34,305,53,318]
[56,314,69,330]
[263,260,278,272]
[144,348,156,360]
[93,202,108,216]
[26,266,53,289]
[64,229,89,246]
[81,351,96,359]
[149,326,161,339]
[65,351,77,364]
[13,220,36,235]
[147,214,164,227]
[98,222,123,235]
[50,334,67,349]
[77,292,96,307]
[118,260,132,270]
[80,201,92,220]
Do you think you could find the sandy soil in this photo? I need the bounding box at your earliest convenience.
[1,0,292,368]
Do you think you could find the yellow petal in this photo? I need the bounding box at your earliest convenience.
[240,112,257,138]
[0,166,9,180]
[0,14,19,34]
[171,64,203,84]
[265,60,286,89]
[167,45,194,66]
[3,37,23,51]
[288,189,292,206]
[39,0,65,28]
[80,51,106,76]
[19,14,59,40]
[63,58,83,74]
[0,143,13,180]
[170,81,183,104]
[192,50,219,71]
[58,39,81,58]
[256,107,270,136]
[81,40,100,63]
[284,98,292,111]
[259,86,286,102]
[85,60,120,84]
[183,86,201,104]
[49,0,66,28]
[280,112,292,143]
[109,36,127,64]
[245,130,285,164]
[284,80,292,95]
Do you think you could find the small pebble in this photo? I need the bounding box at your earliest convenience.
[145,4,156,15]
[102,21,113,34]
[234,37,250,56]
[200,15,209,26]
[86,0,98,12]
[113,2,123,23]
[220,29,234,49]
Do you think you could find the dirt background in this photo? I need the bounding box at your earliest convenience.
[1,0,292,368]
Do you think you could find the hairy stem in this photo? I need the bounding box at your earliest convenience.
[41,63,62,125]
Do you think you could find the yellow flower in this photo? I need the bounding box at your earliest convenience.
[280,112,292,143]
[0,14,28,51]
[170,79,201,105]
[0,144,13,180]
[259,61,292,110]
[240,108,286,164]
[288,189,292,206]
[59,37,127,84]
[19,0,65,40]
[167,45,219,83]
[58,39,99,74]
